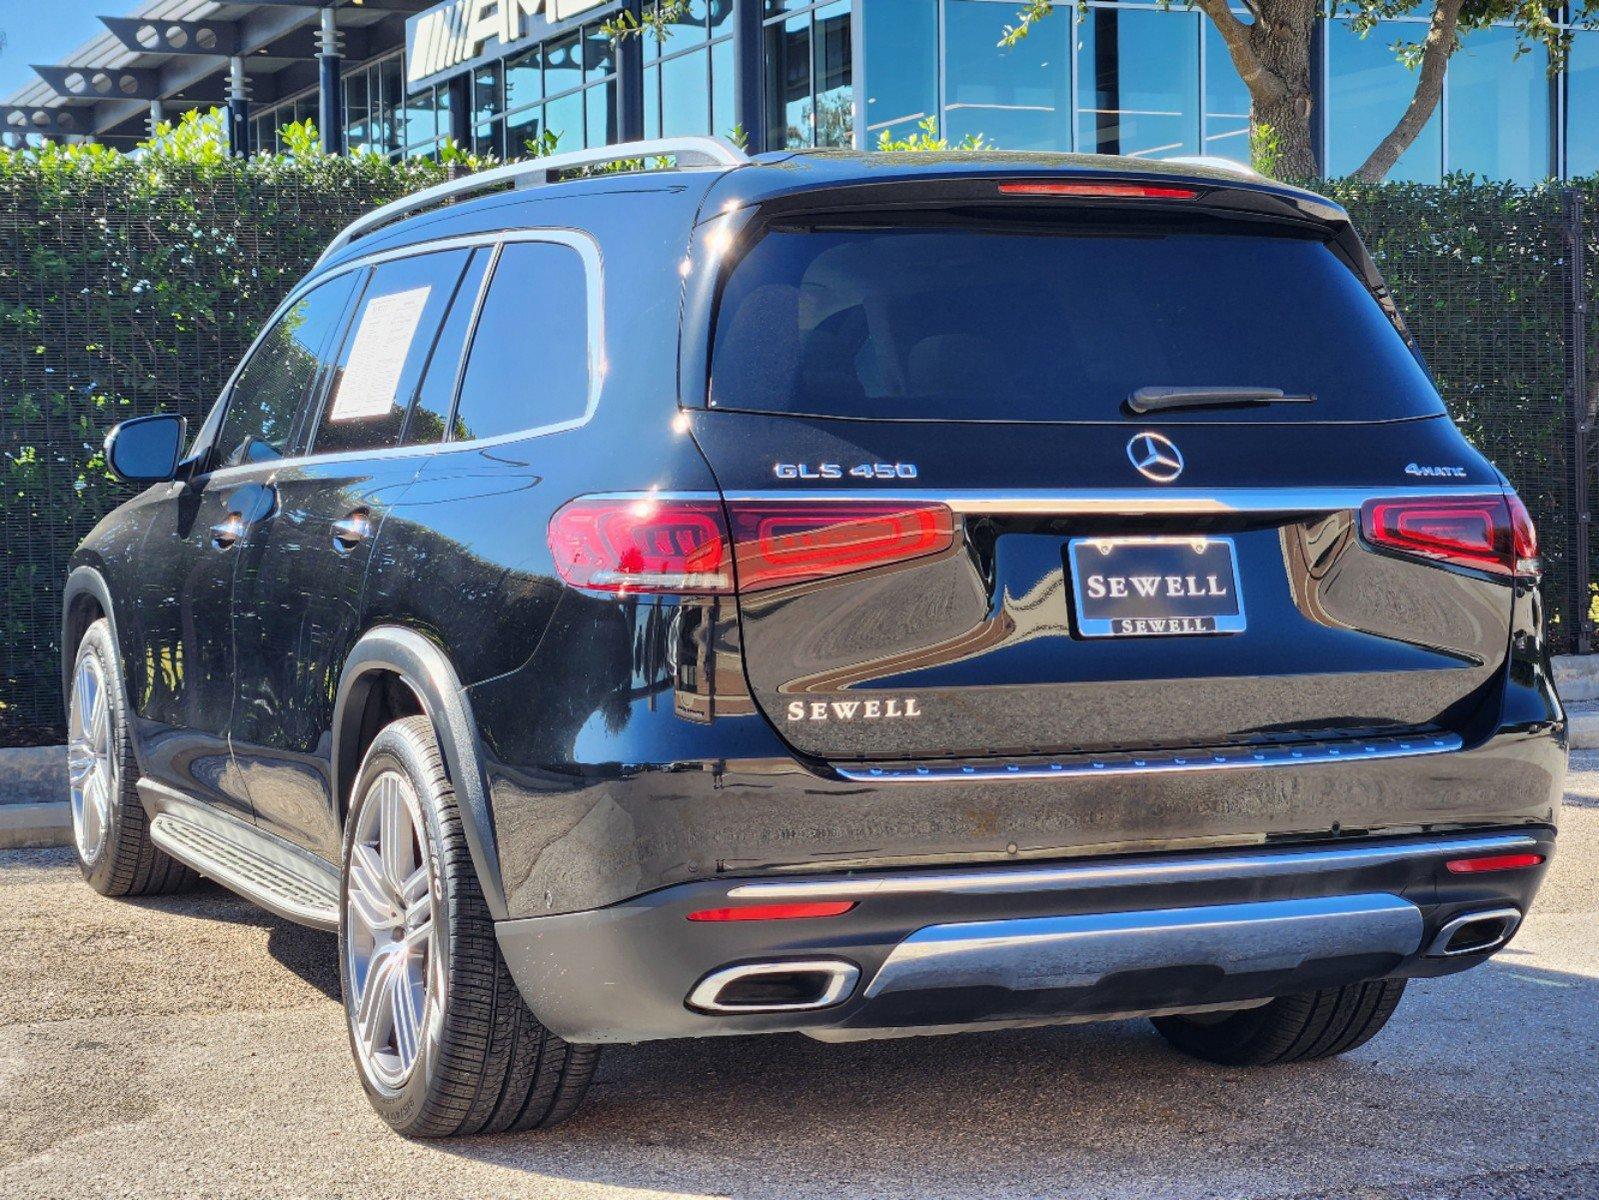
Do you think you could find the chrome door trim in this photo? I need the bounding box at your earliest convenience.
[722,832,1543,901]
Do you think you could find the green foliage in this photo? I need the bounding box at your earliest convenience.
[1250,121,1283,179]
[999,0,1054,48]
[277,118,323,160]
[600,1,692,44]
[0,114,459,738]
[876,116,992,152]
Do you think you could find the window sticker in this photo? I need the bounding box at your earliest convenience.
[328,286,431,422]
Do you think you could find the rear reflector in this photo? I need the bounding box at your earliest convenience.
[998,181,1198,199]
[549,497,954,595]
[686,901,857,922]
[1445,853,1545,874]
[1360,495,1538,579]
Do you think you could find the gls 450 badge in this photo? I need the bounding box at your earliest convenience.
[774,462,919,481]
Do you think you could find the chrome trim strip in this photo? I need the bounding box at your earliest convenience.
[836,731,1464,784]
[687,959,861,1014]
[862,894,1423,999]
[1424,906,1523,958]
[711,486,1504,515]
[723,832,1541,900]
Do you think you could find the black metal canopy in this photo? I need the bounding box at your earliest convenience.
[5,0,424,147]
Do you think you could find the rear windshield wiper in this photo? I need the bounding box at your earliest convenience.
[1127,386,1315,414]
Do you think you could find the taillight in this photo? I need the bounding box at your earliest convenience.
[998,181,1198,199]
[1360,495,1537,579]
[1507,492,1540,577]
[548,497,732,593]
[726,502,954,591]
[549,497,954,594]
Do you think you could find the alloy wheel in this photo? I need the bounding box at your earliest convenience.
[67,654,113,864]
[344,770,442,1093]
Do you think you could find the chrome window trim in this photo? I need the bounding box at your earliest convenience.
[722,832,1543,900]
[197,228,605,483]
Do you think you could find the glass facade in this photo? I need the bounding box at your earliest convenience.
[642,1,738,140]
[239,0,1599,182]
[765,0,854,149]
[470,17,621,159]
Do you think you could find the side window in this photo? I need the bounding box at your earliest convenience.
[215,273,359,469]
[312,249,471,456]
[405,249,491,447]
[451,240,592,442]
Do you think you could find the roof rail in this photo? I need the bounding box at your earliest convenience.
[1160,155,1265,180]
[316,135,749,266]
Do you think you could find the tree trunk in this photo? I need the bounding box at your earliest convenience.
[1195,0,1319,179]
[1352,0,1462,182]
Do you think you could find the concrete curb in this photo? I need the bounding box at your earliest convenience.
[0,802,70,850]
[0,745,69,849]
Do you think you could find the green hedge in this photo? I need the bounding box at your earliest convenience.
[0,140,454,743]
[1,143,1595,742]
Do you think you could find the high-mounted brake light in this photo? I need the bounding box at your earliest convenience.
[686,901,857,921]
[549,498,955,595]
[998,181,1198,199]
[1360,495,1538,579]
[1445,853,1544,874]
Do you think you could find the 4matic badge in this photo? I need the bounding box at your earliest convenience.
[1404,462,1468,478]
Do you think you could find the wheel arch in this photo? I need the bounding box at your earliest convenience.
[61,566,118,706]
[333,626,508,919]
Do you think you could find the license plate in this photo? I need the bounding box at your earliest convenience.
[1067,536,1246,637]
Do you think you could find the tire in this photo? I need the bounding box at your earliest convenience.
[66,618,196,897]
[1151,979,1407,1066]
[338,715,599,1138]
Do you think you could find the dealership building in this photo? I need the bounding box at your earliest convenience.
[6,0,1599,183]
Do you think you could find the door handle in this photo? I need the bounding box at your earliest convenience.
[210,513,245,550]
[331,509,373,553]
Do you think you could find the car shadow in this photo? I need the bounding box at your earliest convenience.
[424,951,1598,1199]
[119,877,342,1002]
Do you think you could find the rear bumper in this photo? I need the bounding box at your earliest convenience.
[496,828,1555,1044]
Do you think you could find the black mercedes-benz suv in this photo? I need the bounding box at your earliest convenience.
[63,140,1564,1138]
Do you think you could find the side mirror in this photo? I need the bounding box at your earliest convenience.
[104,413,187,485]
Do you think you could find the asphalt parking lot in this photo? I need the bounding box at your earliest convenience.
[2,761,1596,1200]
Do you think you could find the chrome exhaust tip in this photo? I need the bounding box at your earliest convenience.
[687,959,860,1014]
[1425,907,1523,958]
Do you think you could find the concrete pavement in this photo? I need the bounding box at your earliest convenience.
[2,759,1596,1199]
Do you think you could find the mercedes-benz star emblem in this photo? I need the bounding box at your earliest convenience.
[1127,432,1184,483]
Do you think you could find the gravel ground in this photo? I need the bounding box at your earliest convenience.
[2,760,1596,1199]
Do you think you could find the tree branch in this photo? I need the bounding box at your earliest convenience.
[1192,0,1275,101]
[1353,0,1464,182]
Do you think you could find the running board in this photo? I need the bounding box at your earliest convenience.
[140,781,339,931]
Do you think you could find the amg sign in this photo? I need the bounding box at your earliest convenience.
[405,0,608,86]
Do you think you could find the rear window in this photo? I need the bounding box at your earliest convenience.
[707,222,1444,423]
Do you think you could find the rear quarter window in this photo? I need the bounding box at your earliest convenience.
[707,221,1445,423]
[450,239,592,442]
